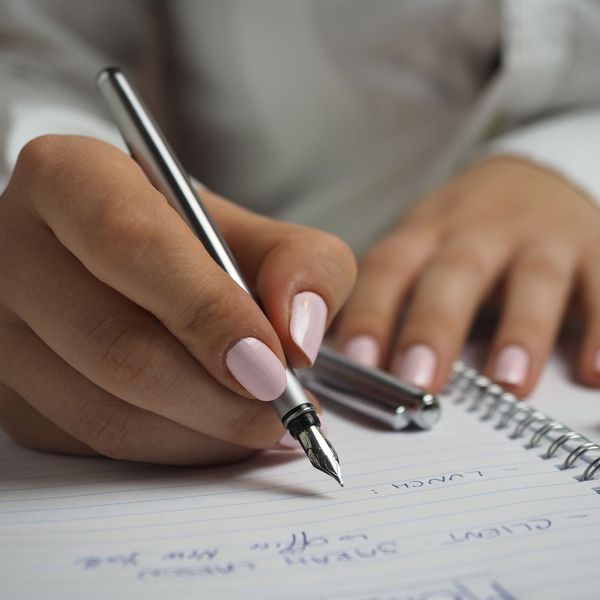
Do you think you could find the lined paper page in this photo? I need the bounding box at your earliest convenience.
[1,388,600,599]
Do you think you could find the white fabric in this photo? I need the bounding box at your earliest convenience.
[1,0,599,253]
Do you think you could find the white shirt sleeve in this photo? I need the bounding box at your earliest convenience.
[482,110,600,206]
[0,0,150,192]
[0,92,125,193]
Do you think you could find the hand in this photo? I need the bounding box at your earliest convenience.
[335,156,600,396]
[0,135,356,464]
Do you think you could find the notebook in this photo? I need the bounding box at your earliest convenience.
[1,354,599,600]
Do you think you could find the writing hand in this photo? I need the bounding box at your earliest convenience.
[0,135,356,463]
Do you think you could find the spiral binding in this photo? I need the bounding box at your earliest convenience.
[448,362,600,483]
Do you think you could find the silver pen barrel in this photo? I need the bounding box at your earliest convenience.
[95,68,246,290]
[301,346,441,430]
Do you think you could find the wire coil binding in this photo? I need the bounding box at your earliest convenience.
[449,362,600,483]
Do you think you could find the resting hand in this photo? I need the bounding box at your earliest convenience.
[336,156,600,396]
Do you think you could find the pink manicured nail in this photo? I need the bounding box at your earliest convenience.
[343,335,380,368]
[277,430,301,450]
[225,337,287,401]
[391,344,437,389]
[290,291,328,365]
[592,349,600,374]
[493,345,530,386]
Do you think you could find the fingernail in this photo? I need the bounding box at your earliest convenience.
[226,337,287,401]
[343,335,380,368]
[391,344,437,389]
[290,291,328,365]
[493,344,530,386]
[594,349,600,374]
[277,430,302,450]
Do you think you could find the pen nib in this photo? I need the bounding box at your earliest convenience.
[297,425,343,487]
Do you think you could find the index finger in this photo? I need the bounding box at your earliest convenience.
[16,135,287,401]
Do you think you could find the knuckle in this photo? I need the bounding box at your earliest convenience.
[319,231,356,268]
[15,135,71,192]
[226,404,259,444]
[361,246,406,279]
[295,228,357,283]
[361,239,409,278]
[360,229,434,278]
[90,195,161,270]
[403,310,458,340]
[86,311,169,392]
[172,283,234,344]
[17,135,65,172]
[519,252,569,285]
[435,242,490,280]
[324,248,357,292]
[361,240,395,269]
[86,404,134,459]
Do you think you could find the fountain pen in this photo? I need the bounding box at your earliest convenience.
[96,67,343,486]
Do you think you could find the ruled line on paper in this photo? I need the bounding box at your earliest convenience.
[0,475,583,534]
[5,506,600,598]
[285,541,600,600]
[0,438,526,491]
[0,456,559,515]
[0,431,508,481]
[5,492,598,554]
[3,500,599,560]
[175,532,600,584]
[509,553,600,598]
[305,570,494,600]
[308,546,600,600]
[0,454,539,505]
[0,427,541,480]
[4,502,599,568]
[2,385,598,598]
[0,446,540,499]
